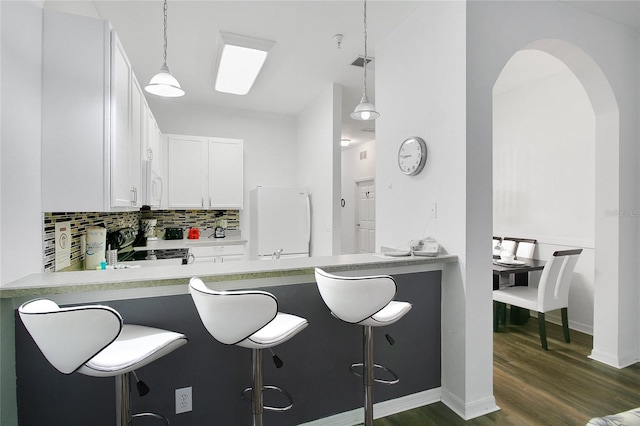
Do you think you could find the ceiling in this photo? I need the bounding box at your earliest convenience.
[44,1,639,149]
[45,0,422,148]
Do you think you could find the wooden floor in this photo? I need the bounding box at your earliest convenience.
[376,315,640,425]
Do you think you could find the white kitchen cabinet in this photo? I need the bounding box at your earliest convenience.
[143,106,165,208]
[208,139,244,209]
[167,135,243,209]
[110,34,142,208]
[41,9,146,212]
[167,135,208,208]
[190,244,246,263]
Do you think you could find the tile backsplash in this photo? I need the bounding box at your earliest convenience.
[43,209,239,271]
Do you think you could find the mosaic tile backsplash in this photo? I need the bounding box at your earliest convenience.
[44,209,240,271]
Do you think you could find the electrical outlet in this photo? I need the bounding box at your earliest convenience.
[175,386,192,414]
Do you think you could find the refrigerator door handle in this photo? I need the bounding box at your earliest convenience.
[305,195,311,245]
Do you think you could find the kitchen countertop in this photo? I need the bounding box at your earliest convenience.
[0,252,457,299]
[133,236,247,251]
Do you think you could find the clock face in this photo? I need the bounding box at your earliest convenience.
[398,137,427,176]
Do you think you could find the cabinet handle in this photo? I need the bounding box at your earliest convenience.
[201,198,204,208]
[209,197,211,208]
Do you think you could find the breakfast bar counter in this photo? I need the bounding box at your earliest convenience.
[0,252,457,300]
[2,253,457,425]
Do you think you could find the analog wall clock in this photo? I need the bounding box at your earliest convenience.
[398,136,427,176]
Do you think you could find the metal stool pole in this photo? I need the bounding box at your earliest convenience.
[115,374,130,426]
[363,325,374,426]
[252,349,264,426]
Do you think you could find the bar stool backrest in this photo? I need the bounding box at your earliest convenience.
[18,299,122,374]
[314,268,396,324]
[189,277,278,345]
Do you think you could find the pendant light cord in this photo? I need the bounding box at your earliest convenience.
[163,0,168,65]
[362,0,368,98]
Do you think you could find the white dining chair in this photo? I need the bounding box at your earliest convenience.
[500,239,517,255]
[515,240,536,259]
[493,249,582,350]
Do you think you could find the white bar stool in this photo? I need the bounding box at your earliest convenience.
[189,277,308,426]
[18,298,188,425]
[314,268,412,426]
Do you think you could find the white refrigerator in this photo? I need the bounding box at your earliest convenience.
[249,187,310,260]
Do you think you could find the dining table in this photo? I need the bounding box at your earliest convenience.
[492,256,546,324]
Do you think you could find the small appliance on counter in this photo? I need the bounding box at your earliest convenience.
[165,228,184,240]
[188,227,200,239]
[214,226,225,238]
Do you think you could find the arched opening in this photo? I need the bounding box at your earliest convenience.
[492,39,619,361]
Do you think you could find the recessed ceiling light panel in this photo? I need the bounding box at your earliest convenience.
[214,32,275,95]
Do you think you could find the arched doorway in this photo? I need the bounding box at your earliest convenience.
[493,38,621,366]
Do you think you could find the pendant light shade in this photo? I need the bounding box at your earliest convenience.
[351,94,380,121]
[146,63,184,97]
[351,0,379,121]
[145,0,184,98]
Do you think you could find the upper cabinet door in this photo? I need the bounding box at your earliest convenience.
[110,33,134,208]
[208,138,244,209]
[167,135,208,208]
[129,78,143,207]
[41,10,111,212]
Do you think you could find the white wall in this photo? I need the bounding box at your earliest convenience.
[296,84,342,256]
[467,0,639,369]
[376,2,489,420]
[493,50,596,333]
[147,99,297,236]
[341,140,376,254]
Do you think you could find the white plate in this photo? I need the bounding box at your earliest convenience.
[385,250,412,257]
[495,259,525,266]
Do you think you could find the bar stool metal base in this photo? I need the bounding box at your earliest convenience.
[353,325,400,426]
[116,373,170,426]
[241,348,294,426]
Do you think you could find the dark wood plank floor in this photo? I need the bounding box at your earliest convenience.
[375,315,640,425]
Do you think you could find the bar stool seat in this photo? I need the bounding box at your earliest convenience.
[19,298,187,425]
[314,268,412,426]
[235,313,308,349]
[189,277,308,425]
[358,301,412,326]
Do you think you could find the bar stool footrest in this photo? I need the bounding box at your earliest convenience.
[350,362,400,385]
[132,412,170,425]
[241,385,294,412]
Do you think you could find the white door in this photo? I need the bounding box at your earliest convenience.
[357,180,375,253]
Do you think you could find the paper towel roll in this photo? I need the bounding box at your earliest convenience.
[85,227,106,270]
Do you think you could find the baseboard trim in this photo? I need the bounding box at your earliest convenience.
[299,388,442,426]
[441,388,500,420]
[589,349,639,369]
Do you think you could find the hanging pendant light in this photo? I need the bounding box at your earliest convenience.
[351,0,379,121]
[145,0,185,97]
